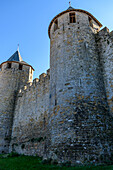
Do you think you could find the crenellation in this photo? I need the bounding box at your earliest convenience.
[110,31,113,42]
[24,85,27,90]
[47,68,50,77]
[98,27,110,36]
[33,78,39,85]
[39,73,47,82]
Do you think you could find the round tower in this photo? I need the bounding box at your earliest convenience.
[48,6,113,164]
[0,50,34,153]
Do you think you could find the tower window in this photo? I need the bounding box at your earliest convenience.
[89,16,93,28]
[54,19,58,32]
[7,63,11,69]
[69,12,76,23]
[63,24,64,31]
[55,99,57,106]
[19,64,23,70]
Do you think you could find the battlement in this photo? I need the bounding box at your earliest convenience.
[0,61,34,72]
[97,27,113,41]
[110,31,113,41]
[96,27,113,45]
[98,27,109,35]
[18,68,50,97]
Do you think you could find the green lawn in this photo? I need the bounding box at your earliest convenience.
[0,154,113,170]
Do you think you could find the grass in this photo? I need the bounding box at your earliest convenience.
[0,154,113,170]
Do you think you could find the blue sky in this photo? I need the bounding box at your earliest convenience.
[0,0,113,79]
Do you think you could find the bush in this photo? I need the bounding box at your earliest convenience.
[7,152,20,157]
[61,161,71,167]
[51,159,58,165]
[42,158,52,164]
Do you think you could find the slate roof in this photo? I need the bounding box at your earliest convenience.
[0,50,35,70]
[7,50,23,62]
[67,6,75,10]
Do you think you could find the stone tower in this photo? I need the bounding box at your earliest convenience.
[48,6,113,164]
[0,50,34,153]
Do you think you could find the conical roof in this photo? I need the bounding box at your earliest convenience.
[7,50,23,62]
[0,50,35,70]
[67,6,75,10]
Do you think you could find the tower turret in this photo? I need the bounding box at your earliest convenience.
[0,50,34,153]
[48,6,113,164]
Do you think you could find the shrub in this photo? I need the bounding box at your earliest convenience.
[7,152,20,157]
[42,158,52,164]
[61,161,71,167]
[51,159,58,165]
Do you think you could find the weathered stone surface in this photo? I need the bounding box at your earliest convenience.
[48,11,113,165]
[0,7,113,165]
[9,70,50,157]
[0,62,33,153]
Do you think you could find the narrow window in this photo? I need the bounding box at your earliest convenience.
[63,24,64,31]
[55,99,57,106]
[7,63,11,69]
[89,16,93,28]
[54,19,58,32]
[19,64,23,70]
[31,68,32,74]
[69,12,76,23]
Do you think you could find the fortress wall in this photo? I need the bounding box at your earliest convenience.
[48,12,113,164]
[0,63,32,154]
[96,27,113,116]
[10,69,50,157]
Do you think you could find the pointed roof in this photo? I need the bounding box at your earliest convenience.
[0,50,34,70]
[7,50,23,62]
[67,6,75,10]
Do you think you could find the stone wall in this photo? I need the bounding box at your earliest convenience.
[96,27,113,116]
[10,69,50,157]
[0,9,113,166]
[0,62,33,153]
[48,11,113,164]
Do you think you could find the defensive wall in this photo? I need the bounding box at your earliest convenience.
[10,69,50,157]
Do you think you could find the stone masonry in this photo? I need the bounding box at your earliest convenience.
[0,6,113,165]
